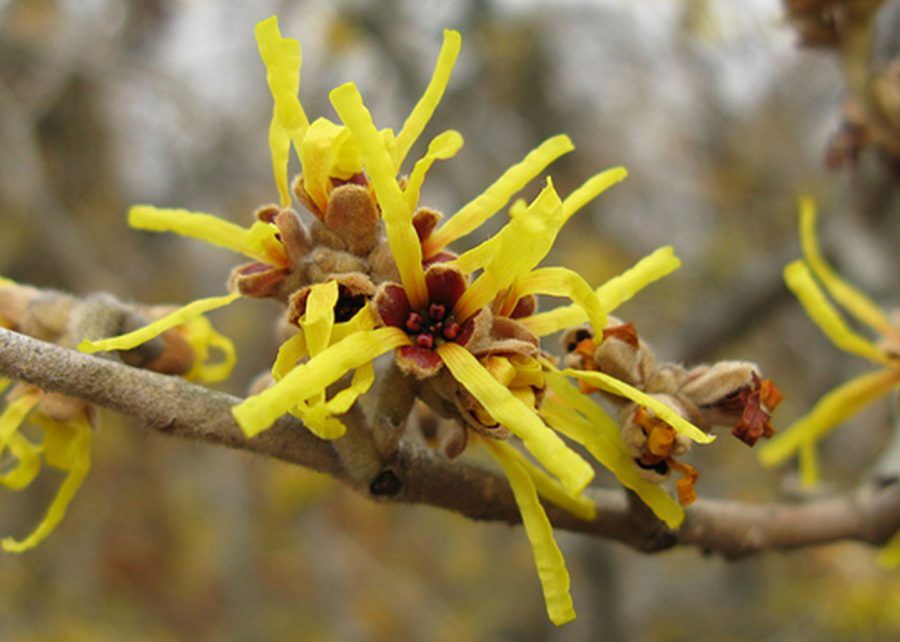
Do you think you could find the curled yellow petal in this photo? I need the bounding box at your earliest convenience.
[272,332,308,381]
[437,342,595,495]
[299,118,361,212]
[3,420,91,553]
[0,433,41,491]
[425,134,574,256]
[490,440,596,521]
[759,368,899,467]
[784,261,889,365]
[393,29,462,170]
[798,438,819,488]
[129,206,285,266]
[181,317,237,384]
[325,363,375,415]
[454,180,564,320]
[521,246,680,337]
[405,130,464,210]
[482,437,576,626]
[255,15,310,206]
[799,197,891,334]
[1,392,40,455]
[561,167,628,223]
[562,368,714,444]
[509,267,606,336]
[330,82,428,308]
[542,369,684,528]
[78,293,241,355]
[233,327,410,437]
[291,402,348,440]
[300,281,339,358]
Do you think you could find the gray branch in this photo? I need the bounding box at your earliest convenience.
[2,327,899,558]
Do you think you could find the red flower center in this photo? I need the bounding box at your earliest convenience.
[403,303,463,349]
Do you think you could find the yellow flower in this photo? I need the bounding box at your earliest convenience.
[759,198,900,484]
[0,385,92,553]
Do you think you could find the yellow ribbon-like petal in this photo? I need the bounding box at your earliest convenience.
[542,369,684,528]
[272,332,308,381]
[291,402,348,440]
[1,392,40,455]
[482,438,576,626]
[562,368,714,444]
[405,130,464,210]
[78,293,241,355]
[255,15,311,206]
[454,180,565,320]
[330,83,429,308]
[521,246,680,337]
[129,206,285,266]
[508,267,606,337]
[299,117,361,212]
[489,440,596,521]
[181,316,237,384]
[233,327,410,437]
[425,134,574,256]
[560,167,628,224]
[301,281,339,358]
[784,261,890,365]
[0,433,41,491]
[798,438,819,488]
[3,418,92,553]
[393,29,462,171]
[437,342,595,495]
[799,197,891,335]
[759,368,899,467]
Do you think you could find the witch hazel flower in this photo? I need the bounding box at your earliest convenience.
[76,15,721,625]
[760,198,900,485]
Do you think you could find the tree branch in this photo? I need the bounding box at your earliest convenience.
[2,327,899,558]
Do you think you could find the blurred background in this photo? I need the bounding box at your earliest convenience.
[1,0,899,640]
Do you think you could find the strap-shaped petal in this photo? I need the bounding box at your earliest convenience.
[799,197,891,334]
[255,16,310,205]
[3,418,92,553]
[0,433,41,491]
[508,267,606,336]
[454,180,564,321]
[272,332,308,380]
[784,261,889,365]
[291,402,348,440]
[879,532,900,568]
[405,130,463,210]
[300,281,339,358]
[1,392,40,455]
[759,368,899,467]
[129,206,286,266]
[425,134,574,256]
[299,118,361,212]
[560,167,628,223]
[437,342,595,495]
[483,437,576,626]
[181,317,237,383]
[233,327,410,437]
[78,293,241,355]
[542,369,684,528]
[330,83,428,308]
[521,246,680,337]
[562,368,714,444]
[393,29,462,170]
[798,438,819,488]
[489,439,596,521]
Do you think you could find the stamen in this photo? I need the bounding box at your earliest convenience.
[405,312,424,332]
[417,333,435,350]
[443,322,461,340]
[429,303,446,320]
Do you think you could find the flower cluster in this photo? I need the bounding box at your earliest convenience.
[72,17,779,625]
[0,277,234,551]
[759,198,900,485]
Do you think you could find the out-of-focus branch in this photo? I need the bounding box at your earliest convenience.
[3,327,900,558]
